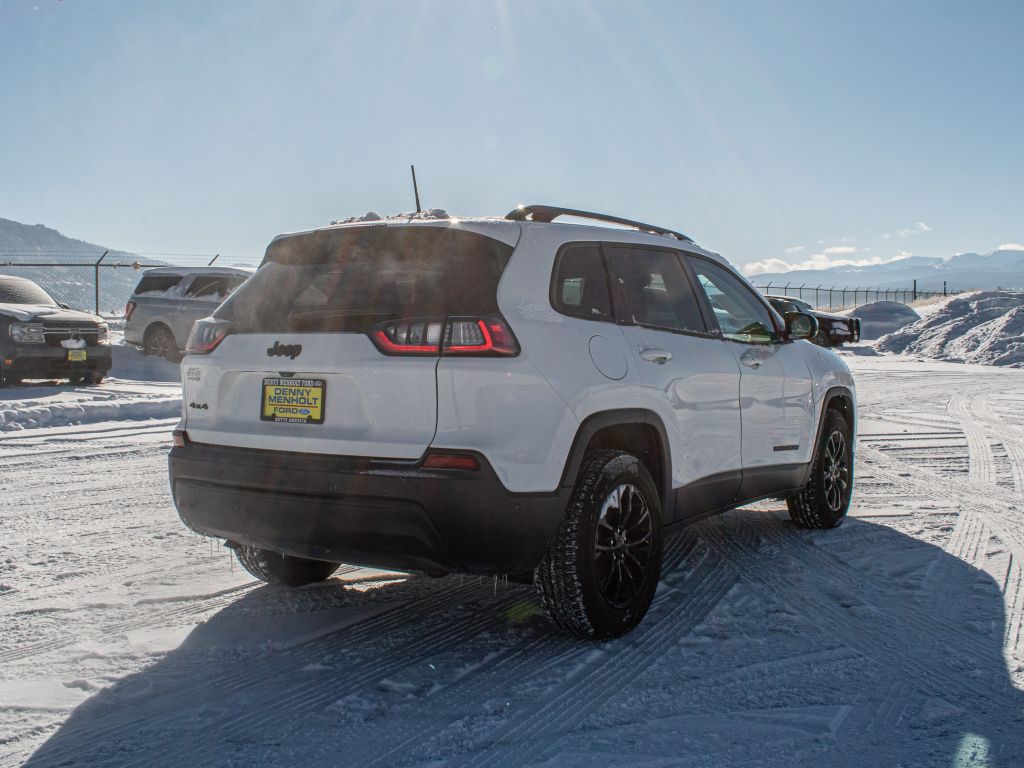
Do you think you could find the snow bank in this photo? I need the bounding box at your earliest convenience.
[877,291,1024,367]
[0,344,181,430]
[848,301,921,340]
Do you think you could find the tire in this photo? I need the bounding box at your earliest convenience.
[534,449,664,639]
[87,374,105,386]
[233,545,340,587]
[787,410,854,529]
[143,324,179,362]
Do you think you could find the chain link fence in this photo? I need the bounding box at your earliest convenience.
[2,251,956,318]
[751,281,953,310]
[0,252,259,318]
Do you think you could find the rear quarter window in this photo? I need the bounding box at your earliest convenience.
[551,244,612,321]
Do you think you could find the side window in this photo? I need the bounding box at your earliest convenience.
[133,275,182,295]
[185,276,242,300]
[688,258,777,344]
[605,247,706,333]
[552,244,612,321]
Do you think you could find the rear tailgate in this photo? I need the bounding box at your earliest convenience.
[180,221,519,459]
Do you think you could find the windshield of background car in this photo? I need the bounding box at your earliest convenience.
[0,278,58,306]
[215,226,514,333]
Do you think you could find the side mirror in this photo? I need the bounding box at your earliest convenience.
[784,311,818,341]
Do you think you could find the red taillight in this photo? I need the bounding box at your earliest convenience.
[422,452,480,470]
[370,320,443,355]
[172,429,189,447]
[369,316,519,357]
[186,318,232,355]
[125,301,136,321]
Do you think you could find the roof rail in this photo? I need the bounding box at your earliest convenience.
[505,205,693,243]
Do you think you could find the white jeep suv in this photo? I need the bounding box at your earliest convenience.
[169,206,856,638]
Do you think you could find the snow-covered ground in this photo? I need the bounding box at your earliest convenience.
[3,355,1024,767]
[0,344,180,432]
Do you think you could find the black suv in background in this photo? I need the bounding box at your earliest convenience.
[766,295,860,347]
[0,276,111,387]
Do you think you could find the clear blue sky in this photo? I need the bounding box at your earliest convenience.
[1,0,1021,273]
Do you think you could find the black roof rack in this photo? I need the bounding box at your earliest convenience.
[505,205,693,243]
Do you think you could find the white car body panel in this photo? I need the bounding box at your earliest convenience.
[179,216,854,498]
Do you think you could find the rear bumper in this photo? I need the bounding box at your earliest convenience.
[169,441,569,575]
[3,344,112,379]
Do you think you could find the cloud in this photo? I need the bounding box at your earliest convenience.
[883,222,931,239]
[823,246,859,255]
[996,243,1024,251]
[742,251,910,277]
[784,245,805,254]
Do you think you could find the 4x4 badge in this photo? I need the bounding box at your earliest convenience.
[267,341,302,359]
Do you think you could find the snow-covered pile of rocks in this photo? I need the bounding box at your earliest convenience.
[877,291,1024,367]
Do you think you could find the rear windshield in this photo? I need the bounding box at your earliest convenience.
[0,278,57,306]
[216,226,514,333]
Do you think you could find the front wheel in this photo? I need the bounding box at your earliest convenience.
[233,545,340,587]
[787,410,853,529]
[534,449,663,639]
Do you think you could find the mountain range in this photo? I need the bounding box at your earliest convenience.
[747,248,1024,292]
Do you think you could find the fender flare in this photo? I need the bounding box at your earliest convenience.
[801,385,856,485]
[558,408,674,518]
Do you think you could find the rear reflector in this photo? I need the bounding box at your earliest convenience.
[422,452,480,470]
[172,429,189,447]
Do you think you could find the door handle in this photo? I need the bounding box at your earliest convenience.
[639,348,672,364]
[740,350,761,368]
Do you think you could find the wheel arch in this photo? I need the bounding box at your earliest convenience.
[144,321,177,347]
[559,409,674,519]
[801,385,856,485]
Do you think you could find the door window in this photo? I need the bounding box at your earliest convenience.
[689,258,777,344]
[606,247,706,333]
[551,244,613,321]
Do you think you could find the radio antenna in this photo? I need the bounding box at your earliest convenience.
[410,165,422,213]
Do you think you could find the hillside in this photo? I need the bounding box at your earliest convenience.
[0,218,144,314]
[748,248,1024,291]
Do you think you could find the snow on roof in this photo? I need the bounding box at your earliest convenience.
[141,266,252,276]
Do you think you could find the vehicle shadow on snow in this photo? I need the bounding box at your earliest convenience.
[21,511,1024,768]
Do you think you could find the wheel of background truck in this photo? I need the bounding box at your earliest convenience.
[87,374,105,385]
[143,324,178,361]
[787,409,853,529]
[234,545,340,587]
[67,375,85,385]
[534,449,663,639]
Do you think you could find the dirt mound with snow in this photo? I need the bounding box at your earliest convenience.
[848,301,921,340]
[877,291,1024,367]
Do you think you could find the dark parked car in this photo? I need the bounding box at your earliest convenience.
[766,296,860,347]
[0,275,111,387]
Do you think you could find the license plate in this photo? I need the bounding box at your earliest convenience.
[261,378,326,424]
[67,349,87,362]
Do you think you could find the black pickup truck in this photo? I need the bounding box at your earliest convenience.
[767,295,860,348]
[0,276,111,387]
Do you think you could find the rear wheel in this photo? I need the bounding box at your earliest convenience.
[234,545,340,587]
[534,449,663,639]
[787,410,853,529]
[144,324,179,362]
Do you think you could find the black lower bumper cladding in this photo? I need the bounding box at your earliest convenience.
[169,441,569,575]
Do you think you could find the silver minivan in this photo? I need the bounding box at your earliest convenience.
[124,267,251,361]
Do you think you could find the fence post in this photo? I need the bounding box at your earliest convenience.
[815,284,822,307]
[944,281,947,297]
[94,250,108,315]
[841,287,847,307]
[913,279,917,302]
[828,286,834,308]
[208,254,219,266]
